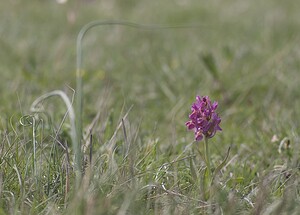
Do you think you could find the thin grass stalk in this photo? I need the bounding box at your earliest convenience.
[64,140,71,207]
[32,117,37,177]
[89,130,93,165]
[19,115,37,177]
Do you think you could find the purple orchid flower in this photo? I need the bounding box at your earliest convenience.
[185,95,222,141]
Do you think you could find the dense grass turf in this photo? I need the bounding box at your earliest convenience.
[1,0,300,214]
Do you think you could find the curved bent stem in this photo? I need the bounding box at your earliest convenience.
[31,90,81,188]
[75,20,205,160]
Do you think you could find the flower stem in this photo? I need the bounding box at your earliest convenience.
[204,137,213,215]
[204,137,211,182]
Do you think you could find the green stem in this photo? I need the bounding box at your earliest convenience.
[204,137,211,182]
[204,136,213,203]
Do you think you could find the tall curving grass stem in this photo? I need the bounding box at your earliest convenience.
[75,20,204,184]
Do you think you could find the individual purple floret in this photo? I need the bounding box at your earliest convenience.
[185,95,222,141]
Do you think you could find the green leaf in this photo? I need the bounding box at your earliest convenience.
[211,146,231,184]
[189,156,198,182]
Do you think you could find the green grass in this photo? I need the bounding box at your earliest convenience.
[1,0,300,214]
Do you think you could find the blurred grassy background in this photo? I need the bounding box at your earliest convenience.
[1,0,300,141]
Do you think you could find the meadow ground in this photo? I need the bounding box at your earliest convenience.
[1,0,300,214]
